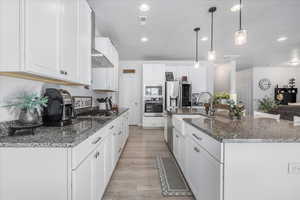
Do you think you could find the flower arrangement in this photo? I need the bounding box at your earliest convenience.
[227,99,245,120]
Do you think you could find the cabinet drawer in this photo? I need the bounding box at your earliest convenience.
[143,117,164,128]
[72,126,108,169]
[186,123,223,162]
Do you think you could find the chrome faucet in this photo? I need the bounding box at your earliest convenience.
[198,92,215,116]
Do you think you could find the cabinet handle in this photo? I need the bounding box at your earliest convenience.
[192,133,202,141]
[94,152,100,159]
[91,137,102,145]
[194,147,200,153]
[110,125,114,130]
[118,131,122,135]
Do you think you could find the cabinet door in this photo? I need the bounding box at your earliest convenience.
[186,137,222,200]
[92,68,108,90]
[60,0,78,81]
[106,68,115,91]
[78,0,91,85]
[25,0,61,77]
[173,128,179,161]
[0,0,21,68]
[105,133,113,184]
[72,153,92,200]
[143,64,165,84]
[91,143,105,200]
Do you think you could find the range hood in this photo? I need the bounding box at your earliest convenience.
[91,11,114,68]
[92,48,114,68]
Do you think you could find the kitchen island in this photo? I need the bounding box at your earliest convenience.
[0,108,129,200]
[173,113,300,200]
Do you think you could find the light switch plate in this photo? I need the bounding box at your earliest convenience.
[288,163,300,174]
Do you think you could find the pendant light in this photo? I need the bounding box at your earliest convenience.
[208,7,217,61]
[194,27,200,68]
[235,0,247,45]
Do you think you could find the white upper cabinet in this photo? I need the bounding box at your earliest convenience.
[0,0,92,85]
[25,0,61,77]
[143,64,165,84]
[78,0,92,85]
[0,0,21,68]
[60,0,79,81]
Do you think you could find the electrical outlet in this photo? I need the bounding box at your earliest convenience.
[288,163,300,174]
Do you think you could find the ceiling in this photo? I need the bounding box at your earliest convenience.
[88,0,300,69]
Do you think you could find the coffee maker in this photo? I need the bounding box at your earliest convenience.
[43,89,75,127]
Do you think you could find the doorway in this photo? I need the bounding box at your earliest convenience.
[119,64,141,125]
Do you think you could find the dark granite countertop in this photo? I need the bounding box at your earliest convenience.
[184,115,300,143]
[167,108,209,116]
[0,108,129,148]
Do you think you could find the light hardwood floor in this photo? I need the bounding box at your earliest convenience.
[102,126,194,200]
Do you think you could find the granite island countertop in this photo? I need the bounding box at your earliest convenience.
[167,107,209,116]
[0,108,129,148]
[184,115,300,143]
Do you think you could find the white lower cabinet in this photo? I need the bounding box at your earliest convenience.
[91,142,106,200]
[72,153,93,200]
[186,136,222,200]
[0,110,130,200]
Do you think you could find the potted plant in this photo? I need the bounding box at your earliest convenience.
[3,93,48,124]
[213,92,230,105]
[257,96,278,113]
[227,100,245,120]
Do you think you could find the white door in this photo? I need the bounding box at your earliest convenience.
[119,68,140,125]
[25,0,61,77]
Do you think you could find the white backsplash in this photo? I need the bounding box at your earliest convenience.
[0,76,116,122]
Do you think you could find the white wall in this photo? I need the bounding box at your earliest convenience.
[214,61,236,95]
[252,67,300,110]
[0,76,110,122]
[237,68,253,114]
[237,66,300,115]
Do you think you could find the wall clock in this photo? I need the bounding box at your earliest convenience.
[258,78,271,91]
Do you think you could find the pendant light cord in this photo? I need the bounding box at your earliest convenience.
[211,10,214,51]
[196,30,199,62]
[239,0,242,30]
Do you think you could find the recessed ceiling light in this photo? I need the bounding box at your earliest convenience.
[139,3,150,12]
[231,4,242,12]
[277,36,288,42]
[201,37,208,41]
[141,37,149,42]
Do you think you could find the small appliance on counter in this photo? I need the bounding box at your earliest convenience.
[165,81,180,111]
[43,89,75,127]
[97,98,107,110]
[275,87,298,105]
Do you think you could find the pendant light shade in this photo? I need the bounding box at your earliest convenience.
[235,0,247,45]
[208,7,217,61]
[194,27,200,68]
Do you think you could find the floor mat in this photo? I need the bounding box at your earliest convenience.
[156,156,193,197]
